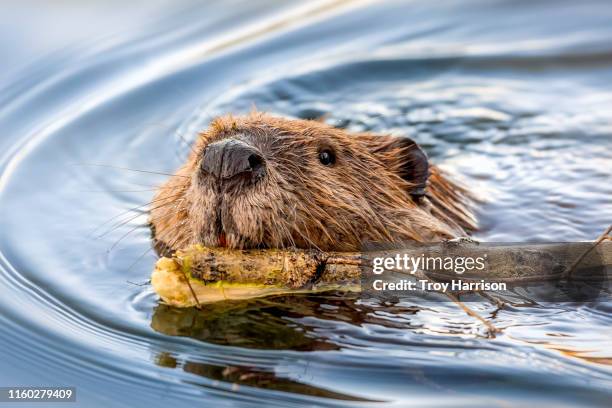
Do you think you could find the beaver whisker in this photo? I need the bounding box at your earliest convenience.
[280,211,298,248]
[292,221,323,252]
[267,209,297,249]
[96,193,186,239]
[100,200,186,243]
[148,202,188,226]
[152,219,190,251]
[126,219,190,271]
[81,188,159,193]
[151,224,190,257]
[94,191,186,234]
[126,246,156,272]
[75,163,191,178]
[82,180,191,195]
[148,201,187,219]
[175,130,200,158]
[107,222,150,252]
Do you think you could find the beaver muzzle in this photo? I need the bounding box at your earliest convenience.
[200,138,266,182]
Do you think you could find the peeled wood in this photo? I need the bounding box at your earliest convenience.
[151,245,361,307]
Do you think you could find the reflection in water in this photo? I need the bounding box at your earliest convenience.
[150,294,419,400]
[150,294,435,401]
[151,293,420,349]
[155,351,376,401]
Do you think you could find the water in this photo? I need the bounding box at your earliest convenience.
[0,1,611,406]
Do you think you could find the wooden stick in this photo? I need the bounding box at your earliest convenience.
[152,227,611,308]
[562,224,612,279]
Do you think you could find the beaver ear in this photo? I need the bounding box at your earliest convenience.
[355,134,429,199]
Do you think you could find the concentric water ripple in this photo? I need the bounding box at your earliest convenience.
[0,1,610,406]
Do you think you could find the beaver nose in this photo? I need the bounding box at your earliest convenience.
[201,139,265,180]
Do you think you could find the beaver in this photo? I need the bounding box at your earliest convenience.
[150,112,476,253]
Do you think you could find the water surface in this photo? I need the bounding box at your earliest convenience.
[0,1,611,406]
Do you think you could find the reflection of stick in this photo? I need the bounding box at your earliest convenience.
[445,292,500,337]
[563,224,612,279]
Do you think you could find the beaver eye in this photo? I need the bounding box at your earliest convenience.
[318,149,336,166]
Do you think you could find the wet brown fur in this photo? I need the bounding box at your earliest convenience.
[150,112,476,253]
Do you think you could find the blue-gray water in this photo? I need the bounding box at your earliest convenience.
[0,1,611,407]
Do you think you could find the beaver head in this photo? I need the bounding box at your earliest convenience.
[150,113,476,253]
